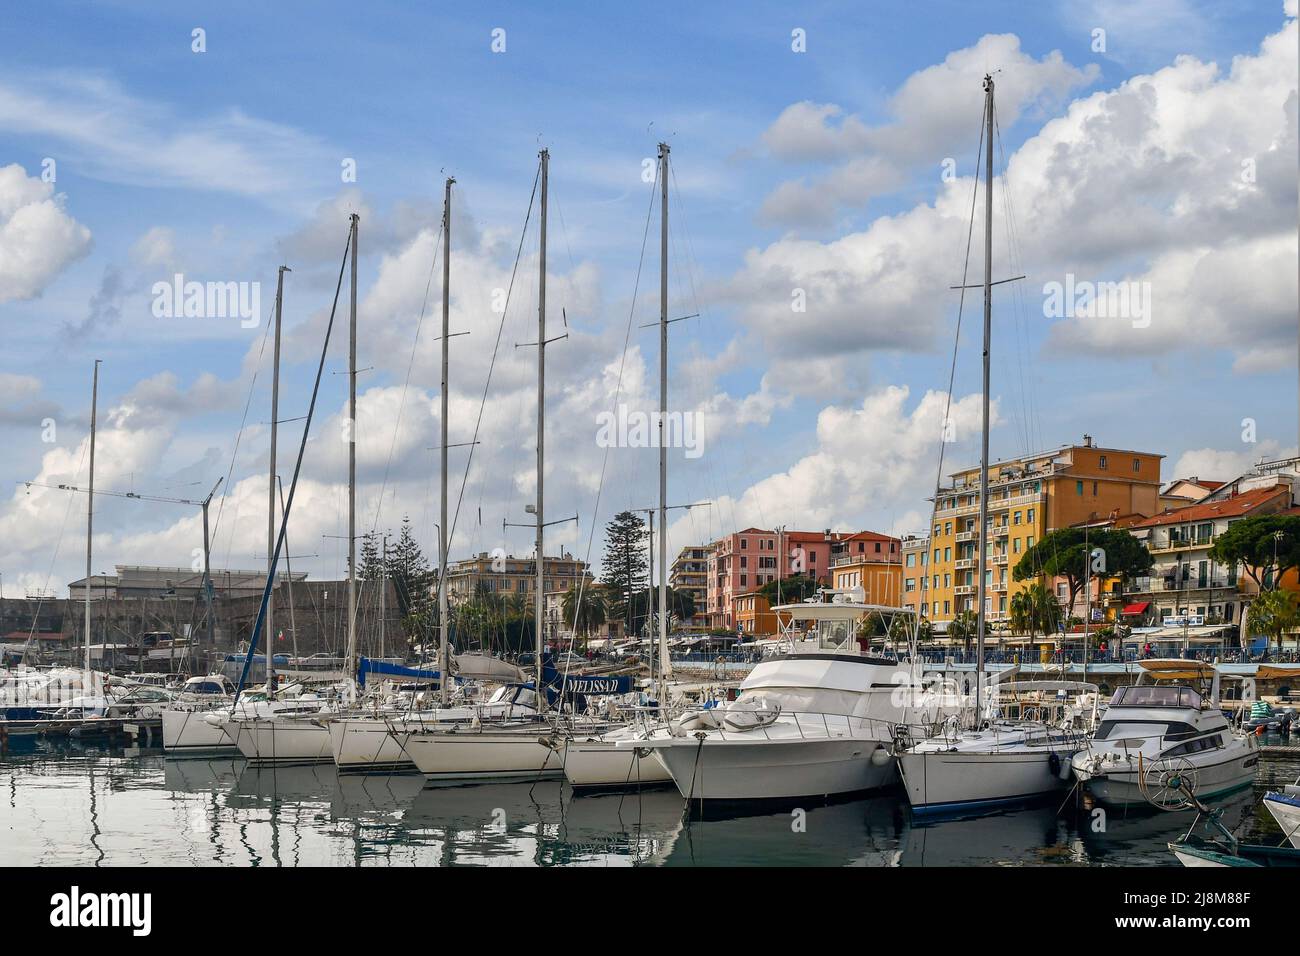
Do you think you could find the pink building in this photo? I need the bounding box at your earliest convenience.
[706,528,900,629]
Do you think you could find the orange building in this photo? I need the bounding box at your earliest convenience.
[732,591,792,638]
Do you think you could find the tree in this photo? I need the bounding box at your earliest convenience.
[358,533,383,581]
[948,609,978,654]
[1246,588,1298,655]
[1010,581,1061,636]
[757,572,819,606]
[1210,514,1300,592]
[561,584,609,645]
[601,511,648,636]
[626,586,696,634]
[1013,527,1153,613]
[387,515,434,628]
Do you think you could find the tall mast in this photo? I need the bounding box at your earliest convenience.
[657,142,671,682]
[345,213,359,697]
[535,148,549,710]
[268,265,287,691]
[975,75,994,724]
[84,358,101,674]
[439,176,454,706]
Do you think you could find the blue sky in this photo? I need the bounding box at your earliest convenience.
[0,0,1296,596]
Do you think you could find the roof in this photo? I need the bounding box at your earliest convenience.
[1126,484,1290,529]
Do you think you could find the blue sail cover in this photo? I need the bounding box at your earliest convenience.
[357,657,442,688]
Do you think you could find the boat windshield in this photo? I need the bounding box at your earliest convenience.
[1108,685,1203,709]
[816,619,853,653]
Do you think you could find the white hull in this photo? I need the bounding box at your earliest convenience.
[328,717,415,772]
[162,707,237,755]
[652,735,895,801]
[403,727,564,782]
[1263,791,1300,848]
[898,747,1072,814]
[221,717,333,764]
[1075,743,1258,808]
[563,737,672,789]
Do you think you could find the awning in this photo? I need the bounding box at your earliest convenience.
[1121,602,1151,615]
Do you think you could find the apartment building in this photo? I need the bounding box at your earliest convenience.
[928,436,1163,628]
[830,554,903,607]
[669,545,709,631]
[441,551,591,605]
[706,528,899,629]
[1118,483,1293,625]
[900,535,930,620]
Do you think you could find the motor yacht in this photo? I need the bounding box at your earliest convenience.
[1070,660,1259,808]
[627,597,964,803]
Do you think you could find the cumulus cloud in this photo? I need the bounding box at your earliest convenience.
[729,18,1298,371]
[758,34,1099,225]
[0,163,91,302]
[1171,440,1299,482]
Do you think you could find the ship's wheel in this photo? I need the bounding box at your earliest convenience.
[1139,756,1199,811]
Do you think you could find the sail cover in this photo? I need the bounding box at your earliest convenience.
[357,657,441,687]
[560,674,634,696]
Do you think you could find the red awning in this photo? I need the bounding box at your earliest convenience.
[1121,602,1151,615]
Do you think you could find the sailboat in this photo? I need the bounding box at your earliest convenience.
[221,226,360,764]
[401,149,582,783]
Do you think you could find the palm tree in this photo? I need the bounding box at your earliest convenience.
[1246,588,1298,655]
[948,609,978,655]
[561,585,608,648]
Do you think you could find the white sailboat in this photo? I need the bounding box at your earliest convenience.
[223,220,360,764]
[898,75,1099,816]
[402,149,575,783]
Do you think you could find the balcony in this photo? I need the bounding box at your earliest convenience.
[934,489,1047,518]
[955,584,976,596]
[955,531,977,542]
[992,553,1008,566]
[955,558,976,570]
[1147,536,1216,554]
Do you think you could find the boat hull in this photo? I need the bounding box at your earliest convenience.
[652,735,895,802]
[162,707,238,756]
[563,737,672,789]
[898,748,1072,814]
[403,727,564,782]
[328,717,416,773]
[1075,744,1258,808]
[220,717,333,764]
[1264,791,1300,848]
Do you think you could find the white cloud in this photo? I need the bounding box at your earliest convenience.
[1171,441,1298,481]
[758,34,1099,225]
[0,163,91,302]
[0,72,334,202]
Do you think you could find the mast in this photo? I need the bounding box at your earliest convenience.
[380,534,387,660]
[84,359,101,674]
[268,264,287,691]
[345,213,359,698]
[439,177,454,706]
[535,148,549,710]
[975,75,994,724]
[657,142,671,682]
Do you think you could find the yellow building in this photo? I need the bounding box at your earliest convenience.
[900,535,930,620]
[928,436,1163,627]
[733,591,791,638]
[831,555,903,607]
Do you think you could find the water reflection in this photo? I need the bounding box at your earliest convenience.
[0,741,1295,867]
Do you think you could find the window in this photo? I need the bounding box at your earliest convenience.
[944,600,951,614]
[1133,458,1141,473]
[906,554,916,568]
[1093,481,1098,495]
[1027,508,1035,523]
[905,578,916,592]
[1027,536,1034,549]
[740,556,747,568]
[1099,455,1107,469]
[874,542,881,553]
[740,574,747,586]
[944,521,952,535]
[741,539,748,549]
[1076,480,1084,496]
[1013,538,1021,553]
[945,573,952,587]
[1013,511,1021,525]
[944,547,952,561]
[809,551,816,563]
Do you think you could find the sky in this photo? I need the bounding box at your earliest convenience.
[0,0,1296,598]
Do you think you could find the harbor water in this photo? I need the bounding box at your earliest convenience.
[1,739,1296,867]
